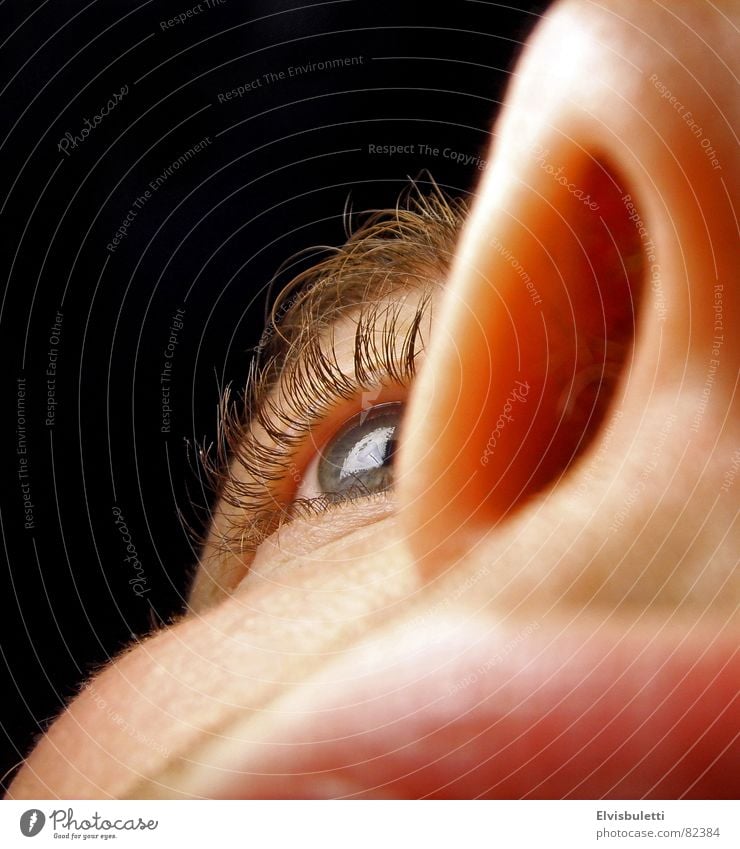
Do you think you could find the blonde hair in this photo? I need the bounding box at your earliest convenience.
[261,182,467,382]
[193,183,467,605]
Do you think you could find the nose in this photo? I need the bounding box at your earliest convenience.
[387,0,740,799]
[7,0,737,804]
[398,0,739,576]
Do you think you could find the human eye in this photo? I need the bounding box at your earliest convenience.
[293,401,404,504]
[193,187,462,602]
[205,294,430,562]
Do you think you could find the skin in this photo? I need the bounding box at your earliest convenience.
[7,0,738,799]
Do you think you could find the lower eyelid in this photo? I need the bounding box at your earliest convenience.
[290,486,394,520]
[203,488,396,601]
[243,489,397,580]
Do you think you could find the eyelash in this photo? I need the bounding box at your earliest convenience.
[203,292,432,559]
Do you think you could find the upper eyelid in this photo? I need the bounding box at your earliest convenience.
[227,290,432,467]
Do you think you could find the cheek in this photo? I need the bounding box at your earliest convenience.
[246,501,399,585]
[10,644,191,799]
[7,519,419,799]
[186,620,740,801]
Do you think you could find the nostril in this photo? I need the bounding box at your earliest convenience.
[398,144,651,563]
[523,155,646,493]
[557,359,624,426]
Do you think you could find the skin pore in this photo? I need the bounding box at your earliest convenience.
[7,0,738,799]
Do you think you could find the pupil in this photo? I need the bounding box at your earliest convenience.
[318,403,403,499]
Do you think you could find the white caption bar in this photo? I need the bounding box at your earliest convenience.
[2,800,738,847]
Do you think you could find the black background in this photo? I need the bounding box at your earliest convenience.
[0,0,547,790]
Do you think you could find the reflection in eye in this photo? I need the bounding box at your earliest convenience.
[297,402,403,503]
